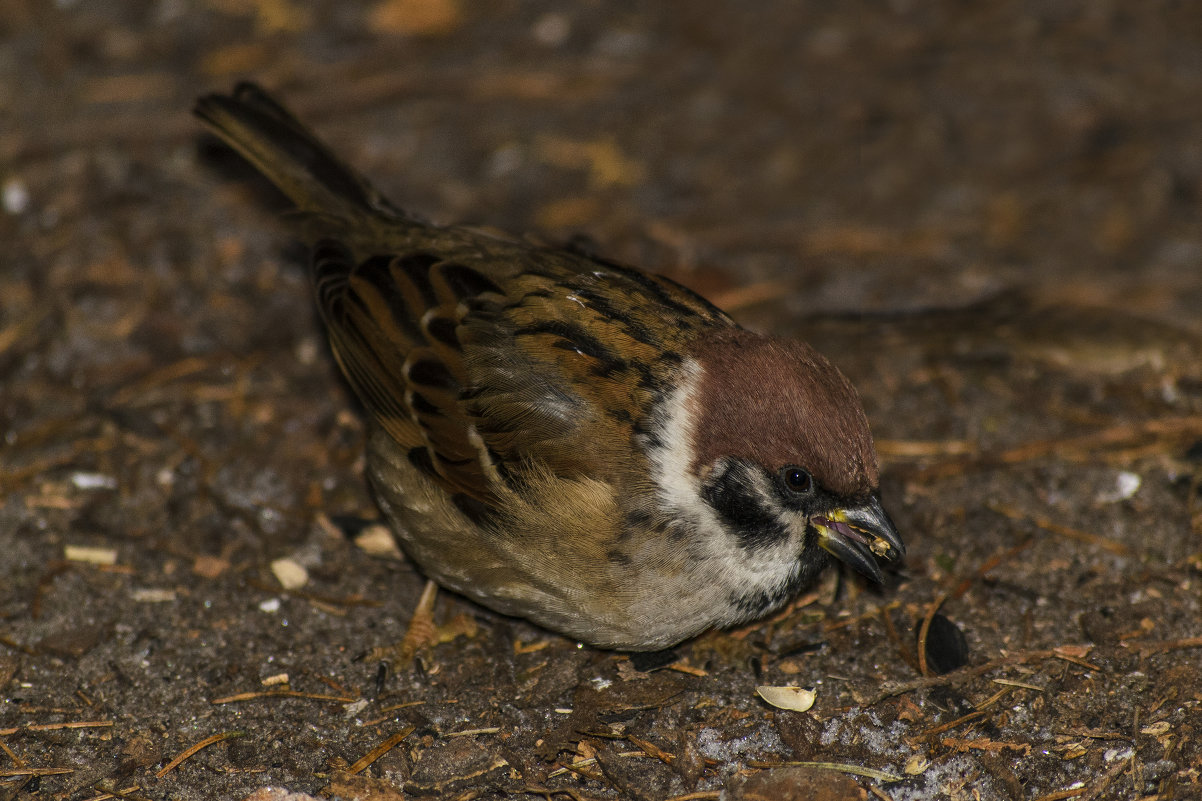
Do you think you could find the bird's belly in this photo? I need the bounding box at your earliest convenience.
[365,430,740,650]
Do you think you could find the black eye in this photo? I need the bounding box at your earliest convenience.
[780,466,813,493]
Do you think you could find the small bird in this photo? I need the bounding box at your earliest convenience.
[195,83,904,652]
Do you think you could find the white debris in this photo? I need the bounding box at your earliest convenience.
[1097,471,1141,503]
[755,685,816,712]
[354,524,402,558]
[64,545,118,565]
[70,472,118,490]
[131,588,177,603]
[3,178,30,215]
[270,557,309,590]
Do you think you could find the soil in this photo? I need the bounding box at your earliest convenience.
[3,2,1202,800]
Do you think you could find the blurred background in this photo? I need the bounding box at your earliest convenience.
[3,2,1201,800]
[7,0,1201,322]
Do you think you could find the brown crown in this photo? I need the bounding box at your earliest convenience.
[688,328,879,498]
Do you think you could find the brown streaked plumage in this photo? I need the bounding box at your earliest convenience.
[195,83,904,651]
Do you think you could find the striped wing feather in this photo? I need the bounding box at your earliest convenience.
[314,231,734,503]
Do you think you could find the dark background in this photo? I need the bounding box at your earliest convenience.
[3,2,1201,799]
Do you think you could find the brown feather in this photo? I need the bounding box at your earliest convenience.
[689,328,878,497]
[319,232,734,502]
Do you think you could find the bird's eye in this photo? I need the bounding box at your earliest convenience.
[780,466,813,493]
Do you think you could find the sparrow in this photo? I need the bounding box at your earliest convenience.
[194,82,904,651]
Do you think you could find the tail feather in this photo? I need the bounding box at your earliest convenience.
[194,82,397,220]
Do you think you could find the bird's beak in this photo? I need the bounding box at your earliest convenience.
[811,495,904,583]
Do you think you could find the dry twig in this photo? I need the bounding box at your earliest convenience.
[521,785,603,801]
[155,731,244,778]
[866,645,1097,706]
[210,689,358,704]
[905,415,1202,482]
[1135,635,1202,657]
[347,726,415,775]
[746,759,904,783]
[0,767,75,776]
[989,504,1130,556]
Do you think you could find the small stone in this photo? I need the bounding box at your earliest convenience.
[3,178,30,214]
[1097,471,1141,503]
[39,624,108,659]
[354,524,402,558]
[271,557,309,590]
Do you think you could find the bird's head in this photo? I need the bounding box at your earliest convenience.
[648,328,904,621]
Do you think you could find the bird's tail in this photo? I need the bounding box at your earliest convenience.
[194,82,398,220]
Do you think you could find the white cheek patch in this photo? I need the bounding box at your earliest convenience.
[644,359,808,619]
[645,359,722,532]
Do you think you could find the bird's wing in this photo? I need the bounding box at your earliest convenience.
[315,235,734,504]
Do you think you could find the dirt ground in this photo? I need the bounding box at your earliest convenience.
[3,2,1202,800]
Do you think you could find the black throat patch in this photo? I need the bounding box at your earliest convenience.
[701,461,790,551]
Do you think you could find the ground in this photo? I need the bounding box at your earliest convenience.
[3,2,1202,800]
